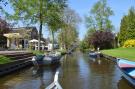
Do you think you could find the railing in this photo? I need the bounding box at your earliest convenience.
[45,70,62,89]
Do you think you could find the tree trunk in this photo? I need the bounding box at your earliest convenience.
[64,28,67,51]
[51,30,54,51]
[61,30,64,49]
[38,0,43,51]
[38,17,43,51]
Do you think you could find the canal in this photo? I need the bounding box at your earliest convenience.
[0,52,134,89]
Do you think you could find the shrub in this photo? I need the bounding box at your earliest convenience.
[90,31,114,50]
[123,39,135,48]
[0,55,12,64]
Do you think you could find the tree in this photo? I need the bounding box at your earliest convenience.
[0,18,12,48]
[119,7,135,45]
[58,25,79,50]
[84,28,96,47]
[0,18,11,35]
[46,3,65,51]
[79,40,89,52]
[86,0,114,31]
[1,0,67,50]
[83,0,114,50]
[90,31,114,49]
[58,7,81,50]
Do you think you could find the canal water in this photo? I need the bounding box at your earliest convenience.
[0,52,134,89]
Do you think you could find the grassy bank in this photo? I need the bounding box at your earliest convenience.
[0,55,12,64]
[101,47,135,61]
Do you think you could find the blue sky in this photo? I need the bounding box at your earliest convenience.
[1,0,135,40]
[68,0,135,40]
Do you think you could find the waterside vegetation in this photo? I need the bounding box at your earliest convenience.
[80,0,135,62]
[80,0,115,52]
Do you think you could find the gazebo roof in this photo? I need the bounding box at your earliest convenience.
[29,39,38,43]
[29,39,45,43]
[3,33,22,38]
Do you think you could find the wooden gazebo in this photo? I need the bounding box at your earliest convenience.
[4,33,23,49]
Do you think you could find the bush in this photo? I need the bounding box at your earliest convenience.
[90,31,114,50]
[123,39,135,48]
[0,55,12,64]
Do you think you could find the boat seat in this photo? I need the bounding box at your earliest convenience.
[36,55,44,61]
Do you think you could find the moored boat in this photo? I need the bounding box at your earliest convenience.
[32,52,62,66]
[89,51,100,58]
[117,58,135,87]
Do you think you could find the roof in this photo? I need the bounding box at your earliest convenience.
[10,27,37,33]
[4,33,22,38]
[12,27,37,30]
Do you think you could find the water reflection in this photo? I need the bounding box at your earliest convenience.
[0,52,134,89]
[32,64,60,89]
[60,52,135,89]
[118,77,135,89]
[0,65,60,89]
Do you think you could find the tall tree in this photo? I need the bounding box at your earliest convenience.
[83,0,114,50]
[86,0,114,31]
[1,0,67,50]
[58,7,81,50]
[119,7,135,45]
[46,3,65,51]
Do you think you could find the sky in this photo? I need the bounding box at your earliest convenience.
[67,0,135,40]
[1,0,135,40]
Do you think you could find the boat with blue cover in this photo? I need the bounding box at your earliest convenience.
[32,52,62,66]
[117,58,135,87]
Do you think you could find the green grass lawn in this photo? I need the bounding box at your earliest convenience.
[101,47,135,61]
[0,55,12,64]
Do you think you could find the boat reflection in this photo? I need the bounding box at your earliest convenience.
[32,64,61,88]
[89,57,101,65]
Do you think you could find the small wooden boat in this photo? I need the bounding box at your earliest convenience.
[89,51,100,58]
[32,53,61,66]
[117,58,135,87]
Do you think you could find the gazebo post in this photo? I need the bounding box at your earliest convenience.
[7,38,10,48]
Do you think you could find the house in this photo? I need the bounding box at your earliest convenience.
[4,27,38,49]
